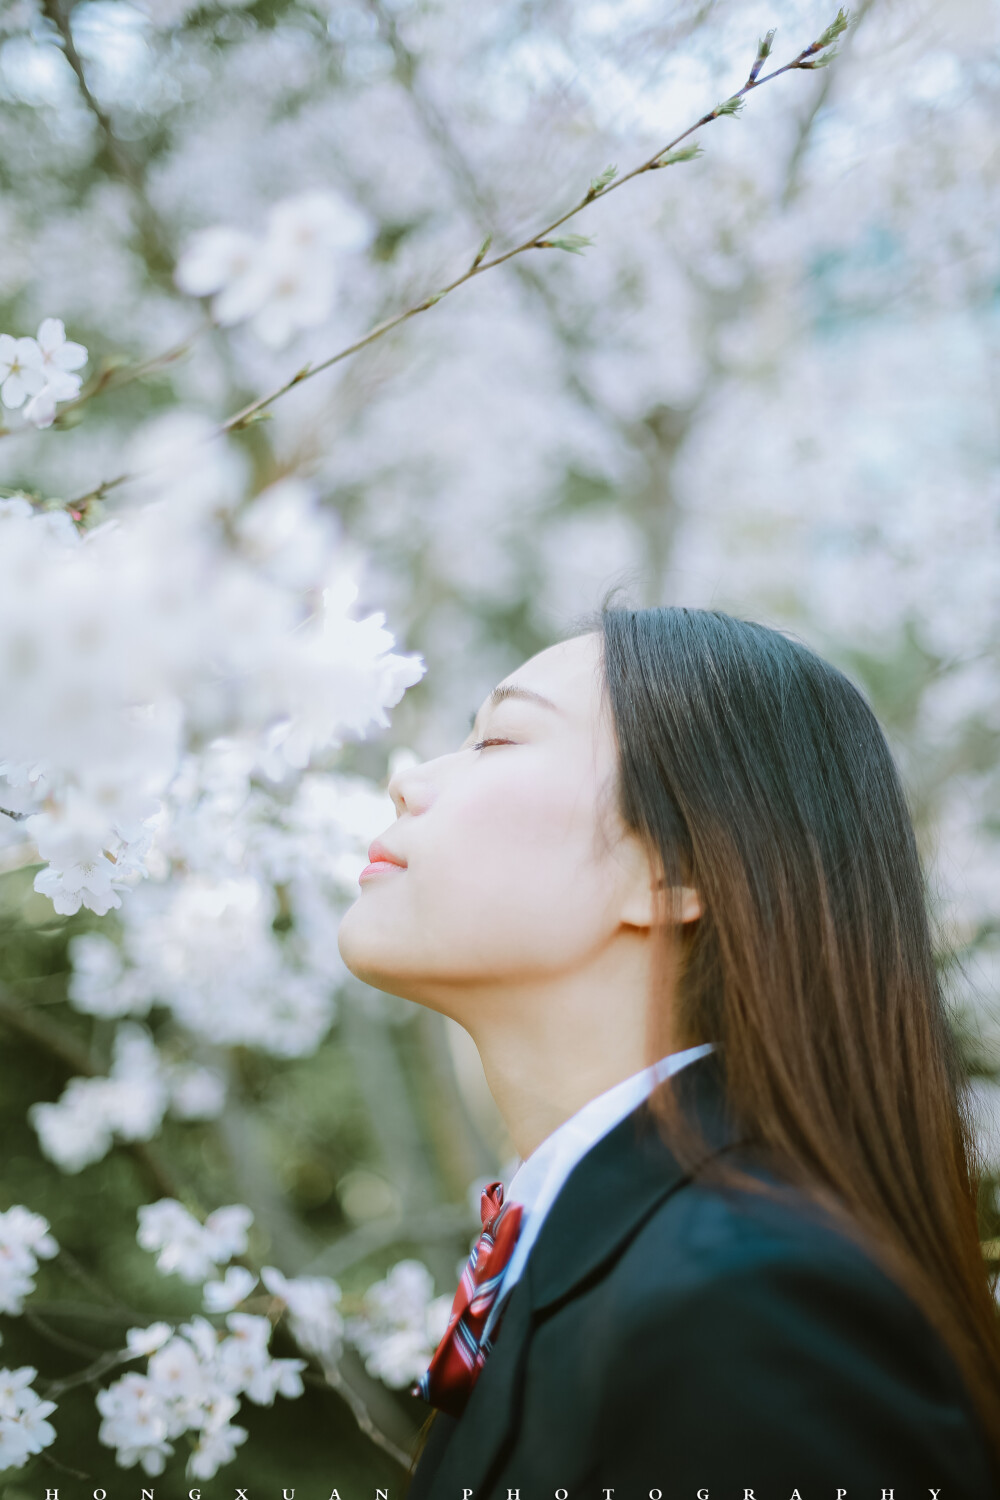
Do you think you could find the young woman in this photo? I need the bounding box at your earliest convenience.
[337,605,1000,1498]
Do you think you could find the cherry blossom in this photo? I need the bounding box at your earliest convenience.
[0,319,87,427]
[0,1367,57,1473]
[137,1200,253,1284]
[346,1259,454,1389]
[125,1324,174,1358]
[0,1207,59,1317]
[36,316,87,384]
[30,1025,169,1173]
[203,1266,258,1313]
[0,335,44,409]
[175,189,372,349]
[98,1311,304,1480]
[261,1265,345,1361]
[0,452,424,920]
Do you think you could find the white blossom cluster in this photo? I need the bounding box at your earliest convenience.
[0,1206,58,1316]
[91,1200,352,1479]
[28,627,406,1172]
[175,190,371,349]
[98,1314,305,1480]
[37,761,397,1157]
[0,1365,57,1474]
[70,876,334,1056]
[130,1202,346,1361]
[260,1265,345,1363]
[0,1210,59,1476]
[29,1024,224,1174]
[345,1258,453,1389]
[0,318,87,429]
[0,1193,420,1480]
[136,1200,253,1284]
[0,421,424,921]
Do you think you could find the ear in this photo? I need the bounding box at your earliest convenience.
[618,834,703,929]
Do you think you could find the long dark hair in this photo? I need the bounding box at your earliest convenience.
[595,602,1000,1462]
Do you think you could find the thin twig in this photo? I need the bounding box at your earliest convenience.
[53,321,212,427]
[0,326,211,448]
[23,1306,108,1360]
[41,1347,131,1400]
[319,1358,415,1470]
[365,0,613,425]
[62,13,849,516]
[39,1448,96,1483]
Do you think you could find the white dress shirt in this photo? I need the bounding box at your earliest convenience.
[480,1040,716,1342]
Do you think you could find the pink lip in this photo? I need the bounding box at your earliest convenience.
[359,860,406,883]
[367,837,406,866]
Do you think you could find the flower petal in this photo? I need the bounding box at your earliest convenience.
[36,318,66,354]
[14,337,43,370]
[2,373,23,407]
[24,388,58,428]
[55,339,88,372]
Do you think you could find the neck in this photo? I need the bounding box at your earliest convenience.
[442,939,684,1161]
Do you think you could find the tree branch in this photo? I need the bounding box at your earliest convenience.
[318,1356,414,1471]
[62,12,850,516]
[364,0,612,424]
[0,986,184,1200]
[39,0,177,280]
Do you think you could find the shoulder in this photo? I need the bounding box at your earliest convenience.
[589,1164,996,1481]
[610,1164,953,1367]
[575,1167,1000,1493]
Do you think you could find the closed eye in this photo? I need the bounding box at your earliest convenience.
[470,737,515,751]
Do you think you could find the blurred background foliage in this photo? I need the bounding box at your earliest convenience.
[0,0,999,1489]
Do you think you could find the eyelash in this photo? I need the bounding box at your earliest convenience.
[470,737,514,751]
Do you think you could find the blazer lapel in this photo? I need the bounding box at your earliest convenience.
[529,1044,744,1314]
[410,1049,746,1499]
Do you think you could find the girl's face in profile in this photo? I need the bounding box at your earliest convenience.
[337,631,655,1012]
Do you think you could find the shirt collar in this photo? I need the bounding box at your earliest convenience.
[505,1041,716,1215]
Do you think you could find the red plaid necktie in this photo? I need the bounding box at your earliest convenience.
[411,1179,523,1418]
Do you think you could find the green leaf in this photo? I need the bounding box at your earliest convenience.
[471,233,493,269]
[756,28,776,62]
[589,164,618,193]
[539,233,594,255]
[817,7,849,48]
[657,143,703,166]
[714,95,745,118]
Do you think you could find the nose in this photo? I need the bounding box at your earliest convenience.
[387,755,431,817]
[387,741,465,816]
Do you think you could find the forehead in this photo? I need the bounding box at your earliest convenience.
[493,632,605,723]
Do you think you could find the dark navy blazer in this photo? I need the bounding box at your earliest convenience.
[406,1049,999,1500]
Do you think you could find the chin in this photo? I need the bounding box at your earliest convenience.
[337,911,465,1014]
[337,903,410,996]
[336,900,375,976]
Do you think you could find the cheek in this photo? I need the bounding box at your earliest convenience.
[406,757,619,969]
[337,748,625,989]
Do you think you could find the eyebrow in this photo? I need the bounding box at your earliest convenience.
[468,683,561,732]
